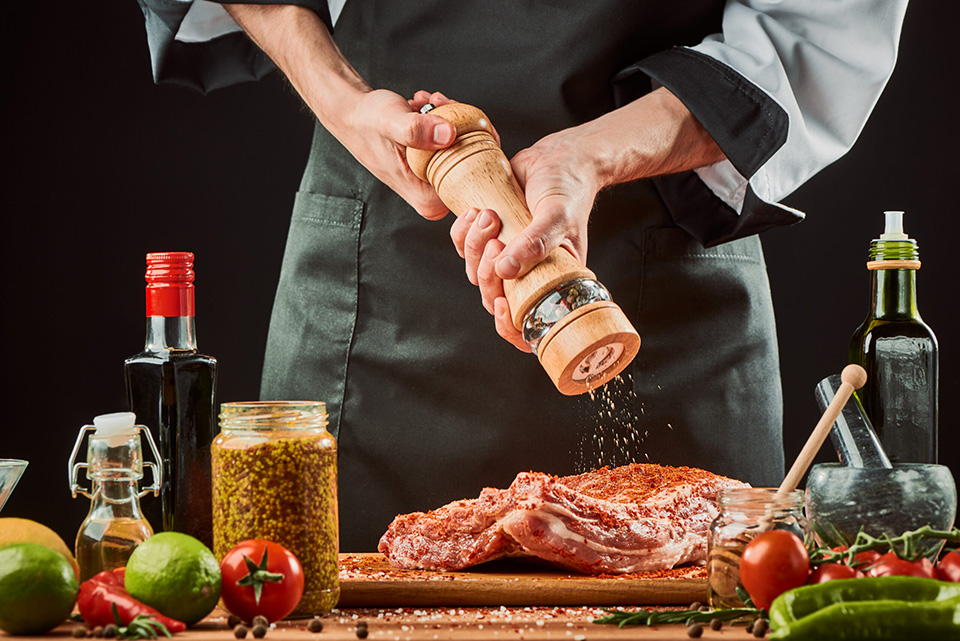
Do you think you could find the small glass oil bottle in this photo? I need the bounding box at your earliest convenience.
[849,211,938,463]
[68,412,162,581]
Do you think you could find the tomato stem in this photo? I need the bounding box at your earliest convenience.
[237,548,286,605]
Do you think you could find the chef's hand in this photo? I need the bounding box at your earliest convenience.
[221,5,456,220]
[450,87,725,350]
[447,129,597,353]
[330,89,459,220]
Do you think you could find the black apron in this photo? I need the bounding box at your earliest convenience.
[260,0,784,552]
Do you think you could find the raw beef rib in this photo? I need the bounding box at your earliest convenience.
[378,463,748,574]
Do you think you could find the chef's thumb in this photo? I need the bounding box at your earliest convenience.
[394,112,457,150]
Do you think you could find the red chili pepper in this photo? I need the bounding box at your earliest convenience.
[77,567,186,633]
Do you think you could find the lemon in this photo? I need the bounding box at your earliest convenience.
[124,532,221,625]
[0,517,80,579]
[0,543,78,634]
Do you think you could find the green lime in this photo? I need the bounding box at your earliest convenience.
[0,543,78,634]
[124,532,221,625]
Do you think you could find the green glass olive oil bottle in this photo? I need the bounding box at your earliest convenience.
[849,211,938,463]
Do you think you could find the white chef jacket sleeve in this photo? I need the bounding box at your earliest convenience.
[613,0,908,247]
[135,0,337,94]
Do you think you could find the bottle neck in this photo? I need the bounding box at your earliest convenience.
[87,479,145,520]
[869,268,919,319]
[144,316,198,351]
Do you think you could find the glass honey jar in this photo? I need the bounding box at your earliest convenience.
[212,401,339,616]
[707,487,806,609]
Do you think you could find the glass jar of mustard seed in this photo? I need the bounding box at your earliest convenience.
[707,487,806,609]
[212,401,338,616]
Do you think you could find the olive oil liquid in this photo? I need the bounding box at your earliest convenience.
[76,515,153,582]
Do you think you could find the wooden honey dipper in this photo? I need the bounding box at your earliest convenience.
[406,103,640,395]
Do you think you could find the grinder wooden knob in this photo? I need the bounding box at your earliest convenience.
[407,103,640,395]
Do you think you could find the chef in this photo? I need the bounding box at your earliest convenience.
[134,0,908,550]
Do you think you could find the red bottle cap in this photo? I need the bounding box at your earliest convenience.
[144,252,196,317]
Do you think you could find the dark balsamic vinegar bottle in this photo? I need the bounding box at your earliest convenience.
[125,252,217,547]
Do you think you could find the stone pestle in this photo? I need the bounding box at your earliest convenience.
[815,374,893,469]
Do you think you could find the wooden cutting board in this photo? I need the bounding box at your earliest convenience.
[338,553,707,607]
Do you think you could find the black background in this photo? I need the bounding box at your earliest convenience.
[3,3,957,548]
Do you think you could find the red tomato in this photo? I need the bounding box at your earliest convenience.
[936,550,960,582]
[866,551,936,579]
[220,539,305,622]
[806,562,862,584]
[739,530,810,611]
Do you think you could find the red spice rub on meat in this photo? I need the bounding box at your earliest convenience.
[378,463,748,575]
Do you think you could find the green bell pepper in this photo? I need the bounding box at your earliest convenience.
[769,576,960,640]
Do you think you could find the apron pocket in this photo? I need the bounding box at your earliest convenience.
[260,191,364,439]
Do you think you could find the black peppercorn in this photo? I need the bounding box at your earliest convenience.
[252,624,268,638]
[252,616,269,629]
[234,625,249,639]
[92,626,104,638]
[228,614,243,629]
[356,625,369,639]
[307,618,324,633]
[102,624,118,639]
[710,618,722,631]
[72,627,88,638]
[752,618,769,638]
[687,623,703,638]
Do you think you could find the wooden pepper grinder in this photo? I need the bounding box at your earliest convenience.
[407,103,640,395]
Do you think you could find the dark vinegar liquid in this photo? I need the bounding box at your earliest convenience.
[125,351,217,548]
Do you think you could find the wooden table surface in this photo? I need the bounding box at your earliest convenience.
[25,555,746,641]
[38,606,755,641]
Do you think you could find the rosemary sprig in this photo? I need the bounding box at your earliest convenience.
[111,604,173,640]
[595,589,762,628]
[594,606,759,627]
